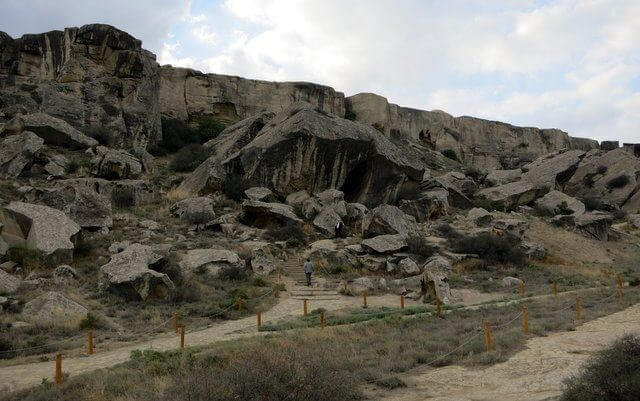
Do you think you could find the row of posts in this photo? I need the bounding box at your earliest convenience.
[51,273,627,384]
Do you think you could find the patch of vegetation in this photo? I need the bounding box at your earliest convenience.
[6,246,40,269]
[111,187,136,209]
[218,265,249,282]
[562,335,640,401]
[464,166,485,183]
[66,154,92,174]
[407,233,436,258]
[169,143,209,172]
[264,222,307,247]
[151,117,226,155]
[557,201,573,216]
[78,313,103,330]
[606,174,630,190]
[448,232,525,266]
[441,148,460,162]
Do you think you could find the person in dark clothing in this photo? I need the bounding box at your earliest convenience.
[335,221,344,238]
[304,258,314,286]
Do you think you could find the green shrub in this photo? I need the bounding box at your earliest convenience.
[79,313,102,330]
[218,266,249,282]
[407,233,436,258]
[441,149,460,162]
[66,154,91,174]
[6,246,39,267]
[169,144,208,172]
[464,166,485,183]
[196,116,226,143]
[152,117,226,155]
[449,232,524,266]
[562,335,640,401]
[607,174,630,190]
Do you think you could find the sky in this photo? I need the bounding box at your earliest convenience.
[1,0,639,144]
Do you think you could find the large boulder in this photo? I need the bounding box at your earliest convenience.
[476,180,549,210]
[574,212,615,241]
[99,244,175,301]
[13,113,98,149]
[485,169,522,186]
[244,187,276,202]
[362,204,417,238]
[0,25,161,148]
[0,202,80,266]
[21,291,88,327]
[61,178,158,207]
[90,146,143,179]
[0,131,44,178]
[170,197,216,224]
[184,103,426,206]
[422,172,473,209]
[399,188,449,222]
[313,207,343,236]
[361,234,408,254]
[43,154,70,177]
[564,148,640,210]
[240,200,302,227]
[179,249,245,276]
[521,149,586,188]
[535,190,585,216]
[467,207,492,226]
[0,269,21,295]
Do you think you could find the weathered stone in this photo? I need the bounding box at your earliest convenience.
[301,198,322,219]
[61,178,158,207]
[170,197,216,224]
[521,241,546,260]
[421,269,451,304]
[399,188,449,222]
[423,255,452,272]
[362,204,417,238]
[346,276,387,295]
[522,149,585,188]
[0,269,21,294]
[99,243,174,301]
[535,190,585,216]
[244,187,276,202]
[43,154,70,177]
[13,113,98,149]
[600,141,619,151]
[575,212,615,241]
[361,234,408,254]
[54,265,78,282]
[240,200,302,227]
[397,257,420,276]
[0,202,80,266]
[139,219,160,231]
[485,169,522,186]
[345,202,368,222]
[179,249,245,276]
[22,291,88,327]
[90,146,143,179]
[108,240,130,254]
[0,131,44,178]
[628,214,640,229]
[493,218,529,237]
[502,276,523,288]
[476,181,548,210]
[313,207,343,236]
[467,207,492,226]
[285,190,311,208]
[249,247,276,276]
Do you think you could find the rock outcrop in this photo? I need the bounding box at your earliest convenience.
[11,113,98,148]
[240,200,302,227]
[0,24,161,148]
[21,291,88,327]
[0,202,80,266]
[90,146,143,179]
[362,205,417,238]
[179,249,245,276]
[346,92,597,169]
[99,243,174,301]
[0,131,44,178]
[535,190,585,216]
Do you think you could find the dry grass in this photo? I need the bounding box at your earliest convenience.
[165,187,191,203]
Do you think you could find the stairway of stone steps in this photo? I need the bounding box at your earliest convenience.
[280,257,341,301]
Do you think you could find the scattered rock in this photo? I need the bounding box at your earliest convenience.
[347,276,387,295]
[628,214,640,229]
[485,169,522,186]
[476,180,548,210]
[0,202,80,266]
[285,190,311,208]
[170,197,216,224]
[493,218,529,237]
[575,212,615,241]
[423,255,452,272]
[90,146,143,179]
[16,113,99,149]
[397,257,420,276]
[54,265,78,282]
[535,190,585,216]
[421,269,451,304]
[22,291,88,327]
[502,276,523,288]
[399,188,449,222]
[99,244,175,301]
[0,269,21,294]
[521,241,546,260]
[361,234,408,254]
[313,207,343,236]
[362,204,417,238]
[345,202,368,222]
[467,207,492,226]
[244,187,276,202]
[139,219,161,231]
[0,131,44,178]
[108,240,131,254]
[240,200,302,227]
[522,149,586,188]
[43,154,70,177]
[179,249,245,276]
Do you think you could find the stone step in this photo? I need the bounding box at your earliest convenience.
[291,297,340,301]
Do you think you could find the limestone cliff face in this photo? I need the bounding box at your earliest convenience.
[159,66,346,123]
[346,93,599,169]
[0,24,161,148]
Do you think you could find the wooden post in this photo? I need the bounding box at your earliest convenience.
[483,322,494,352]
[343,281,348,293]
[617,286,623,304]
[172,312,179,333]
[400,295,405,309]
[616,273,623,289]
[575,296,582,320]
[519,281,526,296]
[363,292,368,309]
[436,298,442,318]
[87,331,94,355]
[522,307,529,335]
[236,298,244,311]
[320,311,326,328]
[552,282,558,298]
[274,285,280,299]
[257,312,262,329]
[55,354,62,385]
[179,325,185,349]
[303,299,308,316]
[277,267,281,283]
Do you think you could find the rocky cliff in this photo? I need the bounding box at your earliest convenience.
[346,93,599,169]
[0,24,161,148]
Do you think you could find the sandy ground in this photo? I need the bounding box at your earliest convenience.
[367,302,640,401]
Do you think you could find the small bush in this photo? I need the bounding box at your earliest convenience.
[449,232,524,266]
[6,246,39,268]
[153,117,226,155]
[582,196,604,211]
[436,223,459,239]
[196,116,226,143]
[561,335,640,401]
[66,154,91,174]
[407,233,436,258]
[464,166,485,183]
[441,149,460,162]
[79,313,102,330]
[218,265,249,282]
[221,178,252,201]
[265,222,307,246]
[111,187,136,209]
[607,174,630,190]
[169,143,208,172]
[557,201,573,216]
[73,238,97,258]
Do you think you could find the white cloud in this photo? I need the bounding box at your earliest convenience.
[158,42,194,68]
[190,24,216,44]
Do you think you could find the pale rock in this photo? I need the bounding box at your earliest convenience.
[467,207,492,226]
[398,257,420,276]
[90,146,143,179]
[0,132,44,178]
[502,276,523,288]
[485,169,522,186]
[313,207,343,236]
[22,291,88,327]
[423,255,452,272]
[240,200,302,227]
[180,249,245,276]
[16,113,98,149]
[399,188,449,222]
[361,234,408,254]
[362,204,417,238]
[0,269,21,294]
[535,190,585,216]
[170,197,216,224]
[244,187,276,202]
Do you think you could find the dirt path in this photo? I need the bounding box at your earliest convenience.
[0,292,421,393]
[368,302,640,401]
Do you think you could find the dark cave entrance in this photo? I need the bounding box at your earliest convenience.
[341,160,369,203]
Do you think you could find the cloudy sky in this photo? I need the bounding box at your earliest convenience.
[1,0,639,143]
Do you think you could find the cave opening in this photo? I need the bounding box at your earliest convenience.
[341,160,369,203]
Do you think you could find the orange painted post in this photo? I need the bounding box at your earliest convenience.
[257,312,262,329]
[617,286,623,304]
[55,354,62,385]
[519,281,526,296]
[400,295,405,309]
[172,312,179,333]
[522,307,529,335]
[616,273,623,289]
[180,325,185,349]
[436,299,442,318]
[320,311,326,328]
[575,296,583,320]
[552,282,558,298]
[303,299,308,316]
[236,298,244,311]
[87,331,94,355]
[363,293,368,309]
[483,322,494,352]
[274,285,280,299]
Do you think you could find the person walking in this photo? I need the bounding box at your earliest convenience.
[304,257,314,287]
